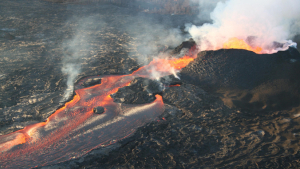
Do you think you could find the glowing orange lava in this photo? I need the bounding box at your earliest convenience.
[169,84,181,87]
[223,37,263,54]
[0,46,197,168]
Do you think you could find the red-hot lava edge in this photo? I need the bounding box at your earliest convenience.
[0,46,197,168]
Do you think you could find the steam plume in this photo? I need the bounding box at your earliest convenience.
[125,15,185,79]
[61,16,101,102]
[186,0,300,53]
[61,30,87,101]
[189,0,225,22]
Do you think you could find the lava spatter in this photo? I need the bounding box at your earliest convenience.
[223,37,263,54]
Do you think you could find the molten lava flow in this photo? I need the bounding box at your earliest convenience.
[223,37,263,54]
[169,84,181,87]
[133,45,197,78]
[0,47,197,168]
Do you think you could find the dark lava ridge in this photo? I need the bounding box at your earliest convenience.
[170,38,196,56]
[160,74,182,86]
[181,47,300,111]
[80,77,102,88]
[111,77,163,104]
[111,74,183,104]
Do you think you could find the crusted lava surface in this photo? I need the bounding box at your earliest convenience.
[111,77,163,104]
[110,75,182,104]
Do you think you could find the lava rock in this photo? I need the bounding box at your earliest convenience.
[181,48,300,90]
[0,30,15,40]
[160,74,182,86]
[93,106,105,114]
[180,48,300,111]
[171,38,196,55]
[163,83,208,116]
[161,104,183,119]
[111,77,163,104]
[81,77,102,88]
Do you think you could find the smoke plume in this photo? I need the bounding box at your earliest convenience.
[186,0,300,53]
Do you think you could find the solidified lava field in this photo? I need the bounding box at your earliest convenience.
[1,0,300,169]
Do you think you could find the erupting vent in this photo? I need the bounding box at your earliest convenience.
[223,37,263,54]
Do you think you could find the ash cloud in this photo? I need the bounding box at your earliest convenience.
[186,0,300,53]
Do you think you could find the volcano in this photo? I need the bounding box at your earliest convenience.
[181,47,300,111]
[1,1,300,169]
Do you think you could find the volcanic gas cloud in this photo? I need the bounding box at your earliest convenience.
[187,0,300,54]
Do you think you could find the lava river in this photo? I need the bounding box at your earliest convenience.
[0,47,197,168]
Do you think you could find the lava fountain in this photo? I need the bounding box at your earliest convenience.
[0,46,197,168]
[187,0,299,54]
[223,37,263,54]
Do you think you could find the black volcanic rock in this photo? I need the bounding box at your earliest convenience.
[171,38,196,55]
[93,106,105,114]
[0,30,15,40]
[160,74,182,86]
[181,47,300,111]
[111,77,163,104]
[81,77,102,88]
[162,83,208,115]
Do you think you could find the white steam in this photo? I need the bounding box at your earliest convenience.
[61,30,88,101]
[186,0,300,53]
[125,16,185,79]
[189,0,225,22]
[61,63,80,102]
[61,16,100,102]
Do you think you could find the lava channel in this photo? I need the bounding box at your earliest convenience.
[0,47,197,168]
